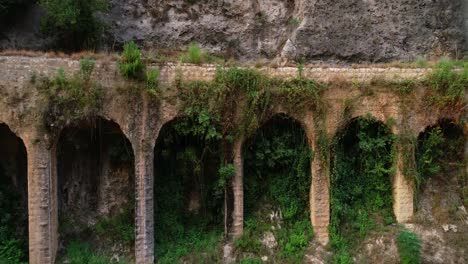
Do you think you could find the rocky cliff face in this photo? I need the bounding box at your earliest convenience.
[0,0,466,62]
[106,0,467,61]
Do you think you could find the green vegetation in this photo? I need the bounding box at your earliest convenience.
[38,62,103,133]
[288,17,301,27]
[180,43,223,65]
[415,127,444,191]
[426,59,467,107]
[146,68,160,95]
[181,43,204,64]
[330,116,396,263]
[39,0,108,50]
[154,118,224,263]
[0,166,27,264]
[0,186,28,264]
[118,41,145,80]
[62,241,130,264]
[238,115,314,263]
[80,58,96,81]
[397,229,422,264]
[416,120,466,205]
[414,56,428,68]
[94,208,135,245]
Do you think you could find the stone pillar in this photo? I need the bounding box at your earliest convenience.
[27,141,58,264]
[393,147,414,223]
[310,153,330,245]
[135,147,154,264]
[232,138,244,238]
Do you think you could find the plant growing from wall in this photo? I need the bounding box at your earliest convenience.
[118,41,145,80]
[425,59,467,108]
[38,65,103,134]
[329,116,396,263]
[146,68,160,96]
[39,0,108,50]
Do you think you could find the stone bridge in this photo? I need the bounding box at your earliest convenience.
[0,56,465,263]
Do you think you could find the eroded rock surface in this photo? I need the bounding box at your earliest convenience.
[1,0,467,62]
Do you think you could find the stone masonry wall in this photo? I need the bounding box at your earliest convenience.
[0,55,465,263]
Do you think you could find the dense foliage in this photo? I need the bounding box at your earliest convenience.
[0,166,28,264]
[426,59,467,108]
[396,229,422,264]
[37,59,103,134]
[39,0,108,50]
[154,118,224,263]
[239,115,314,262]
[416,120,466,205]
[62,241,131,264]
[330,116,396,263]
[118,42,145,80]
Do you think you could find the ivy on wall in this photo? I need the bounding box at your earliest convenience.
[329,116,396,263]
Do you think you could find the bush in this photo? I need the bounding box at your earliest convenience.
[118,41,145,80]
[397,229,422,264]
[0,239,26,264]
[39,0,108,50]
[330,116,396,262]
[94,209,135,244]
[65,241,130,264]
[146,68,160,94]
[38,68,103,131]
[426,59,467,107]
[180,43,203,64]
[80,58,96,81]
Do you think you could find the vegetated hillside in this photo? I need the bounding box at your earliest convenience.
[0,0,467,62]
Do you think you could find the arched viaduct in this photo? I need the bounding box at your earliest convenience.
[0,56,465,263]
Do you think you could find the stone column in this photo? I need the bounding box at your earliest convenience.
[27,141,58,264]
[310,153,330,245]
[393,145,414,223]
[232,138,244,238]
[135,146,154,264]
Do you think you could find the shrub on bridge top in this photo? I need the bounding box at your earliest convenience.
[426,59,468,107]
[118,41,145,80]
[39,0,108,51]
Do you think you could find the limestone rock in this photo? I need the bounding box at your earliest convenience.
[1,0,467,62]
[261,231,277,250]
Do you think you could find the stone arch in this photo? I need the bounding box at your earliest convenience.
[152,116,224,260]
[414,118,466,222]
[239,113,314,248]
[0,122,29,262]
[54,117,135,259]
[329,115,396,243]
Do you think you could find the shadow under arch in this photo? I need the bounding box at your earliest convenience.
[153,116,224,262]
[329,115,396,259]
[241,113,314,260]
[0,123,28,262]
[414,118,466,221]
[55,117,135,260]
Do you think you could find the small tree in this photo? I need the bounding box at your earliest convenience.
[118,41,145,80]
[39,0,108,50]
